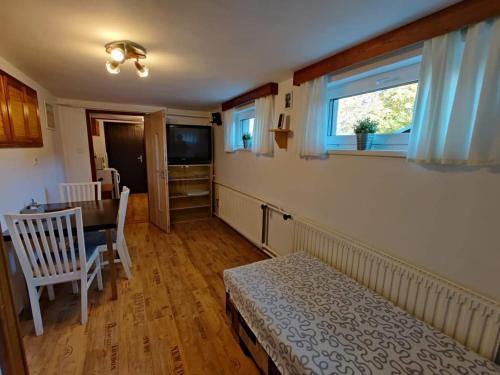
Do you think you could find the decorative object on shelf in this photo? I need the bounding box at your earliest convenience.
[284,114,291,130]
[285,92,293,110]
[354,117,378,150]
[242,133,252,149]
[45,102,56,130]
[277,113,285,129]
[104,40,149,77]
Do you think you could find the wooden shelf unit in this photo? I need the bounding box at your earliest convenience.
[269,128,292,149]
[168,164,213,223]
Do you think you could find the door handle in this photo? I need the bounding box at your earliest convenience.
[137,155,143,163]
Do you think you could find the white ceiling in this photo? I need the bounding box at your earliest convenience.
[0,0,458,110]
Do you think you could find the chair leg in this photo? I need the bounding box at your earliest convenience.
[80,277,88,325]
[117,243,132,280]
[96,256,103,291]
[47,285,55,301]
[27,285,43,336]
[123,239,132,267]
[72,281,79,294]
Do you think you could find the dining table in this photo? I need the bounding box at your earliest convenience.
[2,199,120,300]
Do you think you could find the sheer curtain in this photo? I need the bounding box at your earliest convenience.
[223,109,236,152]
[297,76,328,157]
[408,17,500,165]
[252,96,274,155]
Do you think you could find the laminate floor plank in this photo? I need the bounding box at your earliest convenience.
[22,218,267,374]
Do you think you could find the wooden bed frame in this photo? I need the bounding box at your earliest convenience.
[225,293,280,375]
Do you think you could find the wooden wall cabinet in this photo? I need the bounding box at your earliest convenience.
[0,70,43,147]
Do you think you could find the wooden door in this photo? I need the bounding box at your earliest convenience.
[24,87,42,145]
[144,111,170,232]
[0,77,11,144]
[0,226,29,375]
[4,76,29,144]
[104,122,148,194]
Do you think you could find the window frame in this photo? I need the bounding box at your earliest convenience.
[326,58,421,151]
[234,105,255,150]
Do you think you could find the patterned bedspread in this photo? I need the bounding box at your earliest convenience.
[224,252,500,375]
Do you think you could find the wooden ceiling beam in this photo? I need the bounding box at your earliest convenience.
[293,0,500,85]
[221,82,278,111]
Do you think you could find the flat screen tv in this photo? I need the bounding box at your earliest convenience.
[167,124,212,165]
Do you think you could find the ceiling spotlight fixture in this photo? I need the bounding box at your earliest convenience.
[134,60,149,78]
[104,40,149,77]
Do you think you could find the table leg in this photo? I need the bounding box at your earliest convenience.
[106,229,118,300]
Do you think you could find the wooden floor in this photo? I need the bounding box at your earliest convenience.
[21,218,268,374]
[126,193,149,224]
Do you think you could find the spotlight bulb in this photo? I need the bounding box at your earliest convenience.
[135,61,149,78]
[110,47,125,62]
[106,60,120,74]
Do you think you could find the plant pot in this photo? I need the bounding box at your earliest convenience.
[243,139,249,149]
[356,133,374,150]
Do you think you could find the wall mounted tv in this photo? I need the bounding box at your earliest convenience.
[167,124,212,165]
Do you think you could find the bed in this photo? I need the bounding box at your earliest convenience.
[224,252,500,375]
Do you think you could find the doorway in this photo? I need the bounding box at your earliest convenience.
[86,110,149,223]
[104,122,147,193]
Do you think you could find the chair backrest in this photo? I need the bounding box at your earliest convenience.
[4,208,87,283]
[116,186,130,245]
[59,182,102,203]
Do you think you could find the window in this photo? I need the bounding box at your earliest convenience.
[327,57,421,151]
[234,106,255,150]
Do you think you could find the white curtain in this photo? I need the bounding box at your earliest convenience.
[252,96,274,154]
[408,17,500,165]
[223,109,236,152]
[298,75,328,157]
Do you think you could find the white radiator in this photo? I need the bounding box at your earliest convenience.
[214,182,500,362]
[215,183,262,246]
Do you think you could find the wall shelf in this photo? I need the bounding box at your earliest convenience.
[168,177,210,182]
[269,129,292,149]
[170,191,210,199]
[170,204,211,211]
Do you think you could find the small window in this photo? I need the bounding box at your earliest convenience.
[234,107,255,150]
[327,58,420,151]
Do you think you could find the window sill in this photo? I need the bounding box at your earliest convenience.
[328,149,406,158]
[236,148,252,152]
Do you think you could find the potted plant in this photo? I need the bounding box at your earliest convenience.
[354,118,378,150]
[242,133,252,149]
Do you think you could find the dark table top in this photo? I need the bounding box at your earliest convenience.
[2,199,120,242]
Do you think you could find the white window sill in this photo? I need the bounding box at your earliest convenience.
[236,148,252,152]
[328,149,406,158]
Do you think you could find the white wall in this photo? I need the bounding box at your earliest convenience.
[0,57,65,226]
[214,78,500,302]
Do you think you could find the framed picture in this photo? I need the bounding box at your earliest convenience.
[284,92,293,110]
[45,102,56,130]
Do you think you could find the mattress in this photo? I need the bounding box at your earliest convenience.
[224,252,500,375]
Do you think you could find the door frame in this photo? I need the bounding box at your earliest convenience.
[85,109,145,182]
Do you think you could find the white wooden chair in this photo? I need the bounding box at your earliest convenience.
[4,208,103,336]
[84,186,132,279]
[59,182,102,203]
